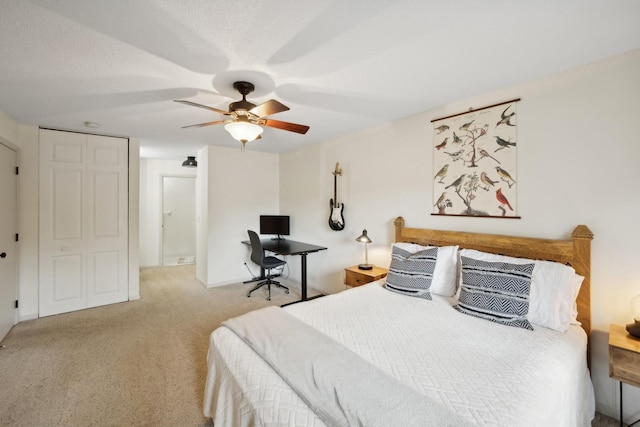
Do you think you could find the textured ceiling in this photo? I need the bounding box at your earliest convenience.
[1,0,639,159]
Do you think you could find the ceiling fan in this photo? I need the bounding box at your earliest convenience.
[175,81,310,146]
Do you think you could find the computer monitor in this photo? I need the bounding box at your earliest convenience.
[259,215,290,240]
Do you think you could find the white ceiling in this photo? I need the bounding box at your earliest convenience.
[1,0,639,159]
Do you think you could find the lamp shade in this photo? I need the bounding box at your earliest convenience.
[355,229,372,244]
[626,294,640,338]
[182,156,197,167]
[224,120,263,143]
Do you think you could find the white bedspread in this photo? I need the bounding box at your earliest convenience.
[204,281,595,426]
[221,306,472,427]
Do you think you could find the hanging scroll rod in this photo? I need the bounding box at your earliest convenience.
[431,97,521,123]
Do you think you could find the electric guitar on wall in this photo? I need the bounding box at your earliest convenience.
[329,162,345,230]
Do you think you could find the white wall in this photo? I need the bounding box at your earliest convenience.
[280,49,640,421]
[196,145,279,287]
[196,146,209,284]
[139,158,196,267]
[128,138,140,300]
[0,110,18,144]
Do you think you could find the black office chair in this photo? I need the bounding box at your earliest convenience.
[246,230,289,301]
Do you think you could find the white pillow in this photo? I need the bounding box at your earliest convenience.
[459,249,582,332]
[570,274,585,325]
[393,242,458,297]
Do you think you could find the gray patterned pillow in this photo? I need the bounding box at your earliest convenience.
[384,246,437,299]
[455,256,534,330]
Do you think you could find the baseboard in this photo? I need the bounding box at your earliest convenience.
[18,312,38,322]
[129,294,140,301]
[206,277,250,288]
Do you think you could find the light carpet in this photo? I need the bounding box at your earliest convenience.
[0,265,621,426]
[0,265,298,426]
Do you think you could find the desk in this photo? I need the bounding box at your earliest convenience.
[242,239,327,301]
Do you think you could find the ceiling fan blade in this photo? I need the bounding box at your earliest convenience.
[250,99,289,117]
[263,119,310,134]
[174,99,230,116]
[181,120,226,129]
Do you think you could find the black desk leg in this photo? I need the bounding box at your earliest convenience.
[301,253,308,301]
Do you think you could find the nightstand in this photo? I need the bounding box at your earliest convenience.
[609,324,640,427]
[344,265,388,287]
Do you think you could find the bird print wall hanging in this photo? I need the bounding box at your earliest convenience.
[431,99,521,218]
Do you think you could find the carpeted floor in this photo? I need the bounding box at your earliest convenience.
[593,412,621,427]
[0,265,622,426]
[0,265,298,426]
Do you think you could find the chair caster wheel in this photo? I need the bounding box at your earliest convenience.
[247,293,251,298]
[285,290,289,294]
[267,297,271,301]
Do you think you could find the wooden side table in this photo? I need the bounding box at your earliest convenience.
[609,323,640,427]
[344,265,387,287]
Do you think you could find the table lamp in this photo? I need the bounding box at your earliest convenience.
[356,229,373,270]
[626,294,640,338]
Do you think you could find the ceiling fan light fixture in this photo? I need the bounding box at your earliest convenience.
[176,80,308,145]
[224,120,263,144]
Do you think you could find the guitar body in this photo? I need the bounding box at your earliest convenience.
[329,198,345,230]
[329,162,345,231]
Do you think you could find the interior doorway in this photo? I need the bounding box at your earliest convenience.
[162,176,196,266]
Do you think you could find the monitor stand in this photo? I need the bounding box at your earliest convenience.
[271,235,286,241]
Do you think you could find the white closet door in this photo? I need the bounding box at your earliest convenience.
[39,130,128,317]
[86,134,129,308]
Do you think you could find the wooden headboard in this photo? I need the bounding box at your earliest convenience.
[394,217,594,345]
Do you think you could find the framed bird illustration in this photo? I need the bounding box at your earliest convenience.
[431,99,521,218]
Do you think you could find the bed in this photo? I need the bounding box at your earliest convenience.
[203,217,595,426]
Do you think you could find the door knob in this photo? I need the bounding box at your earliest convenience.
[0,252,6,258]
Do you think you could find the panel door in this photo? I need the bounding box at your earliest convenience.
[86,134,129,307]
[0,143,17,340]
[39,130,128,317]
[39,130,86,316]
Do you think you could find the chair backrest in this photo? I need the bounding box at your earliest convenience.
[247,230,264,266]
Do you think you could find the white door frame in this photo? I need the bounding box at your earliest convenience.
[0,139,19,338]
[159,174,196,266]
